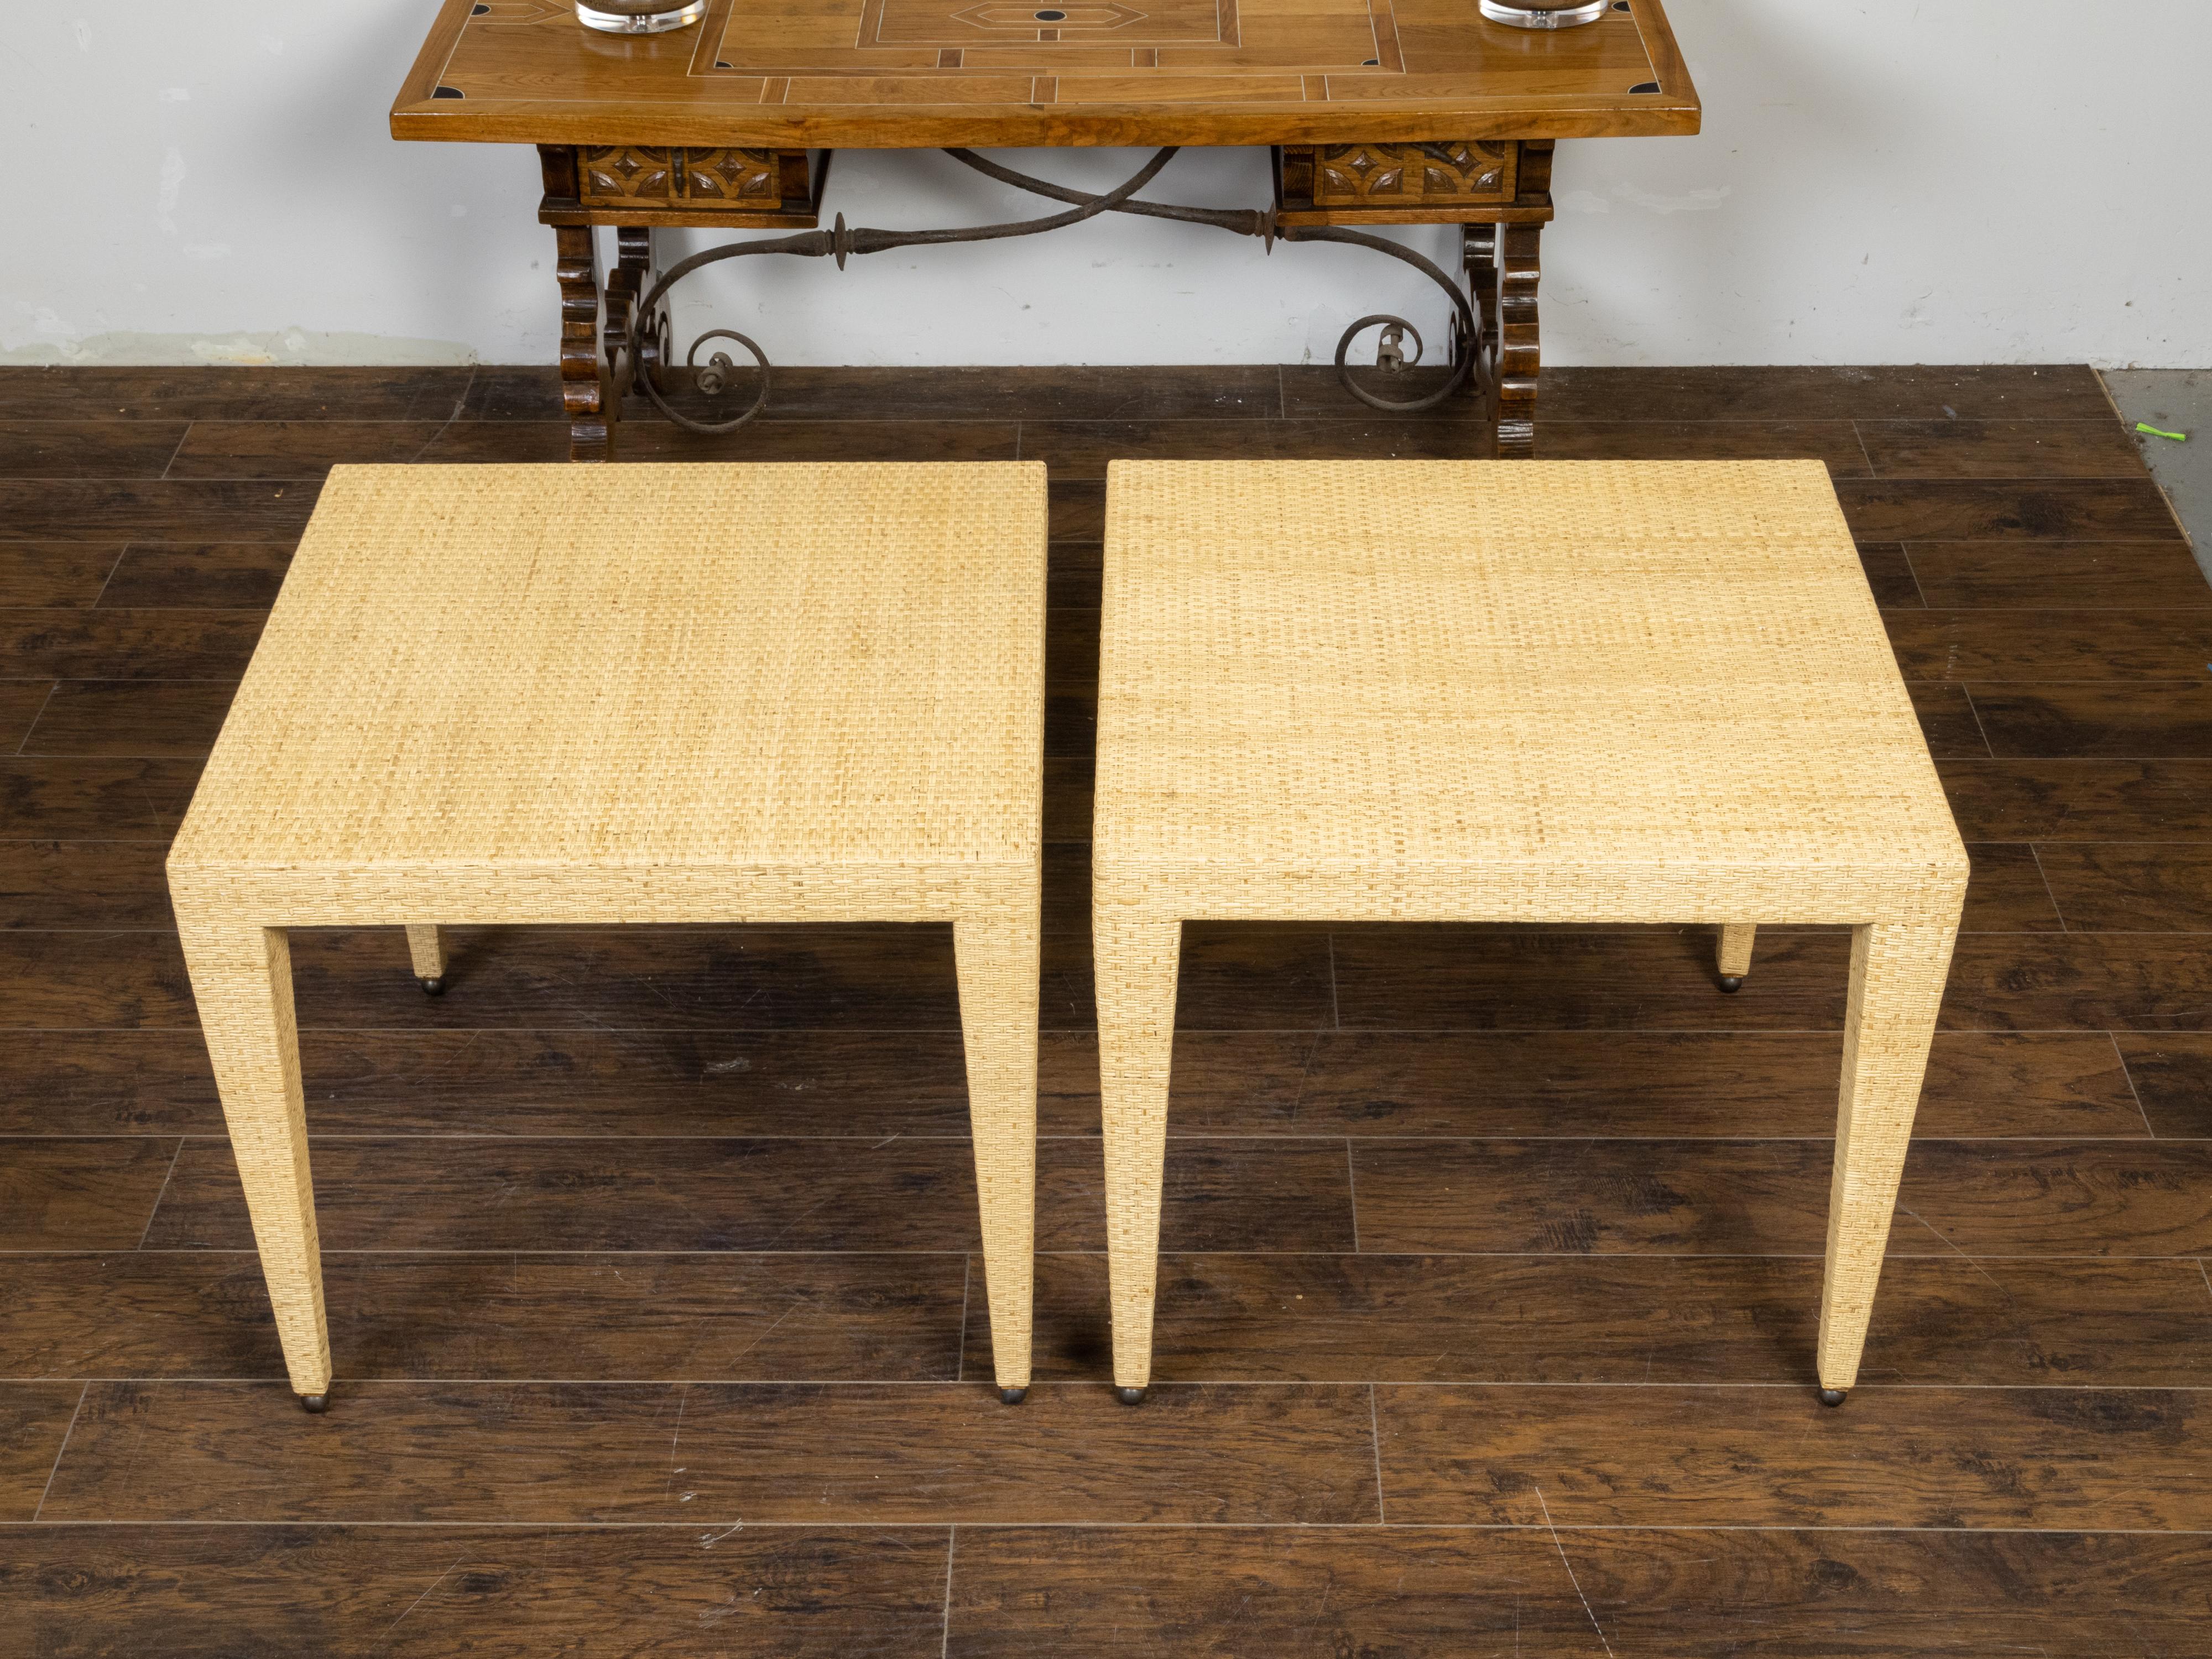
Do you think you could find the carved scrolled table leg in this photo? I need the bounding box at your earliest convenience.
[554,225,611,463]
[1492,222,1542,458]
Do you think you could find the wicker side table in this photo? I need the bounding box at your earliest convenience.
[168,461,1048,1411]
[1092,458,1968,1406]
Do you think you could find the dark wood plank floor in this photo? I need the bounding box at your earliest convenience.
[3,362,2209,1656]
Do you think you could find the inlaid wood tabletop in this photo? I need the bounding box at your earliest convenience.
[392,0,1699,147]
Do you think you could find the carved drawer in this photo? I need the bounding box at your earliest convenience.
[576,146,811,211]
[1285,142,1517,208]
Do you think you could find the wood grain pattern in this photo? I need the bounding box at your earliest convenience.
[0,1138,182,1249]
[1834,477,2184,542]
[0,1524,954,1657]
[0,1386,83,1520]
[0,758,202,839]
[1375,1384,2212,1528]
[0,1253,968,1382]
[0,610,263,679]
[949,1527,2212,1658]
[0,841,175,928]
[976,1253,2212,1384]
[4,362,2205,1654]
[1905,541,2212,609]
[0,543,124,606]
[1940,758,2212,840]
[141,1135,1357,1255]
[390,0,1700,149]
[14,679,236,757]
[0,421,190,480]
[1350,1137,2212,1256]
[42,1380,1381,1522]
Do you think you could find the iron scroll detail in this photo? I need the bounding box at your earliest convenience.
[613,147,1486,434]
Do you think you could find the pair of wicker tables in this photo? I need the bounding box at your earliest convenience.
[169,458,1966,1414]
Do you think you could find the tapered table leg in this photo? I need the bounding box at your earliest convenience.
[1816,921,1960,1398]
[174,919,332,1407]
[404,925,446,994]
[1094,914,1182,1401]
[954,910,1041,1400]
[1718,922,1756,991]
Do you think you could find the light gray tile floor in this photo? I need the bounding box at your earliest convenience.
[2101,369,2209,582]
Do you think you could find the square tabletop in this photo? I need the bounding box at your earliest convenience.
[170,462,1047,881]
[1094,459,1968,920]
[391,0,1698,150]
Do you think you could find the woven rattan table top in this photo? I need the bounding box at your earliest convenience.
[171,462,1048,876]
[1094,459,1967,912]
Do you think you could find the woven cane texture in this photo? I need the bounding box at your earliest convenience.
[170,462,1048,923]
[168,461,1048,1394]
[1094,459,1968,925]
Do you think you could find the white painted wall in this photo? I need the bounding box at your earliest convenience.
[8,1,2209,368]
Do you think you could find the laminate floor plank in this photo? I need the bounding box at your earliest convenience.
[1375,1384,2212,1529]
[1885,611,2212,681]
[0,421,192,480]
[164,420,467,480]
[2035,843,2212,931]
[0,481,320,543]
[142,1134,1355,1255]
[281,923,1326,1034]
[96,542,294,608]
[39,1380,1381,1524]
[1905,682,1989,757]
[0,1385,85,1520]
[1906,540,2212,608]
[2114,1034,2212,1137]
[1939,758,2212,840]
[947,1526,2212,1658]
[0,1253,968,1383]
[1858,542,1921,607]
[1942,932,2212,1030]
[0,679,53,750]
[1350,1136,2212,1257]
[0,1138,181,1250]
[1834,478,2182,542]
[1283,364,2118,422]
[1329,927,1852,1032]
[1858,418,2146,478]
[1,1026,2131,1141]
[0,366,476,422]
[976,1253,2212,1386]
[0,841,175,928]
[0,758,202,839]
[0,1033,218,1135]
[1043,1029,2141,1140]
[1959,841,2062,930]
[0,1524,954,1658]
[0,609,263,679]
[0,544,123,607]
[17,679,236,757]
[0,930,194,1027]
[1968,680,2212,758]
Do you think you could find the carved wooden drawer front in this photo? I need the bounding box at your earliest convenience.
[1291,142,1517,207]
[577,147,809,209]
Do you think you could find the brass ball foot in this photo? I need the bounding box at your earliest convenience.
[1718,975,1743,994]
[1116,1386,1146,1406]
[999,1387,1027,1406]
[1818,1387,1847,1408]
[419,977,446,997]
[300,1392,330,1414]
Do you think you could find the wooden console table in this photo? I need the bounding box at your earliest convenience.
[391,0,1698,460]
